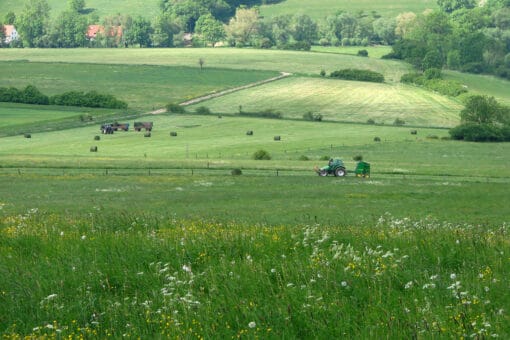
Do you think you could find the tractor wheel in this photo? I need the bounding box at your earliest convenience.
[334,167,346,177]
[318,170,328,177]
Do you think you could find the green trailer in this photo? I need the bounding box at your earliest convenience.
[355,161,370,178]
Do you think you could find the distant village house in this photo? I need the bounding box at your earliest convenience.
[2,25,18,44]
[86,25,123,42]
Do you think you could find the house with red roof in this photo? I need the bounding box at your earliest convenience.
[2,25,18,44]
[86,25,123,42]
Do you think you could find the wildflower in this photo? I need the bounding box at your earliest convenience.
[450,273,457,280]
[81,235,86,240]
[182,265,192,273]
[430,274,439,280]
[248,321,256,328]
[270,268,276,273]
[341,281,348,287]
[404,281,413,289]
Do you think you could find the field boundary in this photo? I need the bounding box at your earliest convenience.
[149,72,292,114]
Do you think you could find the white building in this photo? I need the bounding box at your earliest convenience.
[3,25,18,44]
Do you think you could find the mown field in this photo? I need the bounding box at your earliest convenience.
[187,77,463,126]
[260,0,437,19]
[1,46,509,338]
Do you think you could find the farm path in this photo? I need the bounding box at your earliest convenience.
[149,72,292,114]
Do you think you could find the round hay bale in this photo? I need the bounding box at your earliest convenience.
[170,132,177,137]
[90,146,98,152]
[374,137,381,142]
[94,135,101,141]
[246,130,253,136]
[274,136,281,141]
[144,132,151,137]
[24,133,31,138]
[410,130,417,135]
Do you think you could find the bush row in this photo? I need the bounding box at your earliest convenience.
[0,85,127,109]
[330,69,384,83]
[449,123,510,142]
[400,72,467,97]
[239,108,282,119]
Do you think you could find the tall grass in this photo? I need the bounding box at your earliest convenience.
[0,210,507,338]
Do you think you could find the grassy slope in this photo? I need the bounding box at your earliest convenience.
[444,70,510,105]
[0,48,411,82]
[260,0,437,19]
[0,0,160,19]
[1,114,509,179]
[0,60,277,111]
[187,76,463,127]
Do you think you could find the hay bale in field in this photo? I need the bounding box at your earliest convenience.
[144,132,151,137]
[374,136,381,142]
[90,146,98,152]
[170,132,177,137]
[24,133,31,138]
[246,130,253,136]
[274,135,281,141]
[410,130,417,135]
[94,135,101,141]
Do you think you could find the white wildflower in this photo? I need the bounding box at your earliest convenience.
[404,281,413,289]
[341,281,348,287]
[248,321,256,328]
[270,268,276,273]
[182,265,192,273]
[81,235,86,240]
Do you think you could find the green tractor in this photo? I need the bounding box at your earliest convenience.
[315,159,347,177]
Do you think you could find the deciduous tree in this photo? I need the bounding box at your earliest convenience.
[16,0,51,47]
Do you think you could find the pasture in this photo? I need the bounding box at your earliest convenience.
[260,0,438,19]
[0,0,160,19]
[0,46,509,338]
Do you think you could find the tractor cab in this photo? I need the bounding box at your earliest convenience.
[316,158,346,177]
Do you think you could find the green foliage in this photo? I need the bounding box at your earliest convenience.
[16,0,51,47]
[50,91,128,109]
[460,95,508,124]
[424,68,442,80]
[239,108,282,119]
[195,13,226,46]
[252,149,271,160]
[51,10,88,47]
[195,106,211,115]
[357,49,368,57]
[302,111,322,121]
[68,0,85,12]
[449,122,510,141]
[125,16,153,47]
[230,168,242,175]
[0,85,49,105]
[166,102,186,113]
[330,69,385,83]
[401,72,468,97]
[393,118,406,126]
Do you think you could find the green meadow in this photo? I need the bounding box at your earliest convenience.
[260,0,437,19]
[0,46,509,338]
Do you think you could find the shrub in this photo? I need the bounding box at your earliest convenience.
[374,137,381,142]
[449,123,507,142]
[50,91,127,109]
[367,118,376,125]
[24,133,31,138]
[357,49,368,57]
[239,109,282,119]
[253,149,271,160]
[400,72,424,84]
[303,111,323,121]
[195,106,211,115]
[231,168,243,176]
[320,69,326,77]
[410,130,417,135]
[394,118,406,126]
[279,41,311,51]
[22,85,49,105]
[426,135,439,139]
[330,69,384,83]
[166,103,186,113]
[423,68,442,80]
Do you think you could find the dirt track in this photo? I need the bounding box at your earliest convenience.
[149,72,291,114]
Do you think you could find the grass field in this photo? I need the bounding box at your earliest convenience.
[0,48,412,82]
[0,0,160,19]
[0,60,278,111]
[1,45,509,339]
[311,45,393,59]
[187,77,463,127]
[260,0,437,19]
[444,70,510,105]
